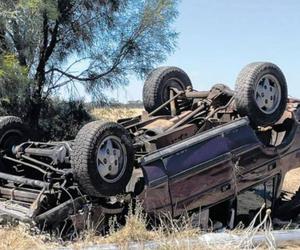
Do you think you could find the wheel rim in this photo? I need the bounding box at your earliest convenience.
[96,135,127,183]
[254,74,282,114]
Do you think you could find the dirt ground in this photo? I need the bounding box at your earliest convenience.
[282,168,300,193]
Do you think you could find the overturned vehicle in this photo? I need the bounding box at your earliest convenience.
[0,62,299,233]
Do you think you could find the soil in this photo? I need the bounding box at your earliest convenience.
[282,168,300,193]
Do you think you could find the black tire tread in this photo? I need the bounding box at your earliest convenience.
[235,62,288,127]
[71,121,134,197]
[143,66,192,114]
[0,116,27,145]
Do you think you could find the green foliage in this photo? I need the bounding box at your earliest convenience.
[0,54,31,121]
[0,0,178,96]
[38,99,92,141]
[0,52,91,140]
[71,0,179,99]
[1,54,28,75]
[0,0,178,130]
[18,0,58,19]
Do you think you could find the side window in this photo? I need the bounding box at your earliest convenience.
[237,177,278,225]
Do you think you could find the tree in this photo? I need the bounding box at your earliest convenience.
[0,0,178,129]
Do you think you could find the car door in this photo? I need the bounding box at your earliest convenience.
[161,118,261,216]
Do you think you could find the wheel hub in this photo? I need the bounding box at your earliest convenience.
[254,74,281,114]
[96,136,127,183]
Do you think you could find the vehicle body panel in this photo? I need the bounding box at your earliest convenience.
[139,113,300,217]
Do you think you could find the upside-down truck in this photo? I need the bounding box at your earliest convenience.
[0,62,299,235]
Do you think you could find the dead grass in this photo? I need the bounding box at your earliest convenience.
[70,202,204,250]
[71,203,157,249]
[91,107,143,122]
[0,225,56,250]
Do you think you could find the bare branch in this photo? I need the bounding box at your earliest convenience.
[44,21,59,62]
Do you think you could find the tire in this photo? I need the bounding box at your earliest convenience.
[71,121,134,197]
[0,116,28,154]
[143,67,193,115]
[0,116,28,173]
[235,62,288,127]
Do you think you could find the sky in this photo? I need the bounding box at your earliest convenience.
[105,0,300,102]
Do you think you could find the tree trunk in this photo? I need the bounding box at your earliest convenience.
[28,102,41,130]
[28,92,42,130]
[28,12,49,130]
[0,26,6,54]
[28,87,44,131]
[30,54,46,130]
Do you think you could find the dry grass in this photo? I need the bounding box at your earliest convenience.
[10,203,284,249]
[69,202,205,250]
[0,202,203,250]
[91,107,143,122]
[70,203,157,249]
[0,225,56,250]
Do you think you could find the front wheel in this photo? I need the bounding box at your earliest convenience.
[71,121,134,197]
[235,62,288,127]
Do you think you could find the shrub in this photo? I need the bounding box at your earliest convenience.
[38,98,92,141]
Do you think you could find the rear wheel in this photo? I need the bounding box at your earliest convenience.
[235,62,288,127]
[0,116,28,173]
[71,121,134,197]
[0,116,28,155]
[143,67,193,115]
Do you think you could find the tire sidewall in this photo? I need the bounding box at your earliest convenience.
[0,116,28,172]
[157,74,189,110]
[235,63,288,127]
[0,117,29,152]
[89,127,133,194]
[143,67,192,115]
